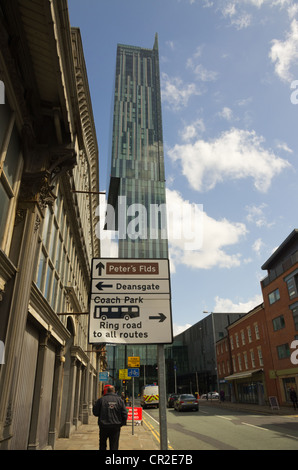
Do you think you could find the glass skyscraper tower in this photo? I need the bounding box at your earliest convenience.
[107,34,168,259]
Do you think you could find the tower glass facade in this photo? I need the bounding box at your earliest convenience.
[107,34,168,259]
[106,35,169,393]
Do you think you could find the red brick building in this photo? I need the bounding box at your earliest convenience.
[260,229,298,405]
[216,304,273,404]
[217,230,298,407]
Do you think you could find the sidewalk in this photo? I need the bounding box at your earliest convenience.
[54,415,160,451]
[200,398,298,416]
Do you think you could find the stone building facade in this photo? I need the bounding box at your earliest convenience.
[0,0,101,449]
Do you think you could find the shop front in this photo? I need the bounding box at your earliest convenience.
[225,369,266,405]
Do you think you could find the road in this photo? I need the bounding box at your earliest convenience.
[142,401,298,450]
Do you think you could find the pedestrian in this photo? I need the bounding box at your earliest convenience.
[220,390,225,403]
[93,385,128,450]
[289,387,298,410]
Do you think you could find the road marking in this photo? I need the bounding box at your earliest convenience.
[215,415,233,421]
[241,422,269,431]
[143,412,174,450]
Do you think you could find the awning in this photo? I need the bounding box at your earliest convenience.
[225,369,263,381]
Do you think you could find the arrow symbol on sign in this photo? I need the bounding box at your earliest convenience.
[149,313,167,322]
[96,281,113,291]
[96,262,105,276]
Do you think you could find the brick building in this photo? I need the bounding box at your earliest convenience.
[216,303,273,404]
[261,229,298,405]
[217,229,298,407]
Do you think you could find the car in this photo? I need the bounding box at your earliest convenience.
[207,391,219,399]
[174,394,199,412]
[167,393,178,408]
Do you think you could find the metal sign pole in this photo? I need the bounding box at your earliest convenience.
[132,376,134,436]
[158,344,168,450]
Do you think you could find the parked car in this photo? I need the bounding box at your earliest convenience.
[207,391,219,399]
[174,394,199,412]
[167,393,178,408]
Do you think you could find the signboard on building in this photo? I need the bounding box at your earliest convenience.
[89,258,173,345]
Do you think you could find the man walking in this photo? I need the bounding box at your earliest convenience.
[93,385,128,450]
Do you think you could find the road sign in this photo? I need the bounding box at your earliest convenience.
[99,371,109,381]
[128,368,140,377]
[128,356,140,368]
[91,258,170,280]
[89,258,173,345]
[119,369,131,380]
[91,279,170,295]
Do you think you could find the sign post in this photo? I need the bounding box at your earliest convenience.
[89,258,173,450]
[128,365,140,436]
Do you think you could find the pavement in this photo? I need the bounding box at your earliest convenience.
[54,400,298,451]
[54,415,160,451]
[201,398,298,416]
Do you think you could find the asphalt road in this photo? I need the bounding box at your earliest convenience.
[143,402,298,450]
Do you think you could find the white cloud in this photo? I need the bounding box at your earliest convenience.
[218,106,233,121]
[161,72,200,110]
[167,188,247,271]
[186,49,218,82]
[269,19,298,82]
[245,203,274,227]
[180,119,205,141]
[213,294,263,313]
[252,237,264,255]
[276,141,293,153]
[173,323,192,336]
[168,127,291,193]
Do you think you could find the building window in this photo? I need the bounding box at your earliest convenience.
[232,356,236,372]
[235,333,239,348]
[243,352,249,369]
[290,305,298,331]
[285,271,298,299]
[269,288,280,305]
[247,326,252,343]
[230,336,234,350]
[254,323,260,340]
[277,343,290,360]
[250,350,255,368]
[241,330,245,346]
[257,347,264,366]
[272,315,285,331]
[0,104,23,252]
[237,354,242,371]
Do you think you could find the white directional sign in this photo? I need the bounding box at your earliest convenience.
[89,258,173,345]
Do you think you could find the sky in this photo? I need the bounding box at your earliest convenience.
[68,0,298,337]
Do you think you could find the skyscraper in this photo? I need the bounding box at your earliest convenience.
[107,34,168,259]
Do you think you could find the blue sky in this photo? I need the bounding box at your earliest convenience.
[69,0,298,336]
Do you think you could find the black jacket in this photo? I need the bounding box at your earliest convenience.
[93,393,128,428]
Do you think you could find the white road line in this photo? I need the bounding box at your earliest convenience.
[241,422,269,431]
[215,415,233,421]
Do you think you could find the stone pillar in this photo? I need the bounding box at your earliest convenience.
[27,331,50,450]
[0,199,43,449]
[64,356,77,437]
[48,347,65,449]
